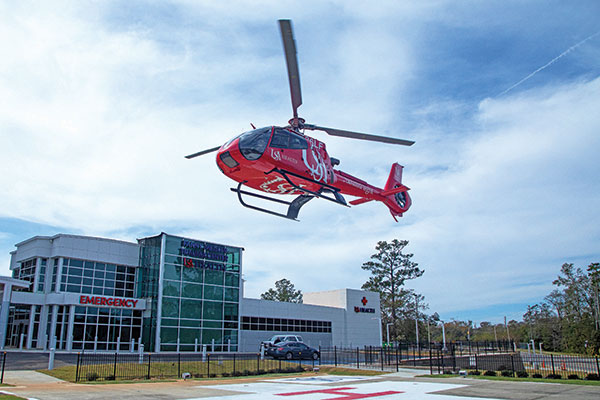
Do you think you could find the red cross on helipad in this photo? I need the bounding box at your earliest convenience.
[361,297,368,306]
[276,387,403,399]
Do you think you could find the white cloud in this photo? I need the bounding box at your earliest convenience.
[1,1,599,323]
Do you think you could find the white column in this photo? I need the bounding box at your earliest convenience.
[0,283,13,349]
[48,305,59,350]
[38,305,49,349]
[26,305,35,349]
[66,305,75,351]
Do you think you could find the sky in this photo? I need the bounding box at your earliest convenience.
[1,0,599,326]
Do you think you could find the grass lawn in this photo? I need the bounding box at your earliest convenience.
[0,393,25,400]
[39,359,312,383]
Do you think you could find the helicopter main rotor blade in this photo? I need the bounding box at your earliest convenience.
[185,146,221,159]
[305,125,415,146]
[279,19,302,119]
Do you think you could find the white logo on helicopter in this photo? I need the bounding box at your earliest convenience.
[302,143,328,183]
[271,149,282,161]
[260,176,305,194]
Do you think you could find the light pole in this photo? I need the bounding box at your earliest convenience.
[441,320,447,351]
[386,322,394,346]
[414,294,419,346]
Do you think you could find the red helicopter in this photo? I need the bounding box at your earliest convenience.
[186,20,414,221]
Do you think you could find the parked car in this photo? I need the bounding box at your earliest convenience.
[260,334,303,350]
[266,341,320,360]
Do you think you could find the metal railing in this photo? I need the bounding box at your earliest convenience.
[318,342,600,380]
[75,352,317,382]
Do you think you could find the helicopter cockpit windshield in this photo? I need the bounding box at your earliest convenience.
[238,127,272,161]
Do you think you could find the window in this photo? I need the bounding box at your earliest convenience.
[270,128,308,149]
[240,316,331,333]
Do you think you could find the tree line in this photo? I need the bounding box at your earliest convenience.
[260,240,599,355]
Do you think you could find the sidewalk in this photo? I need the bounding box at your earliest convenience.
[2,370,65,386]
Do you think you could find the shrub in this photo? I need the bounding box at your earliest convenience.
[208,373,217,378]
[469,370,481,375]
[497,365,507,371]
[585,373,600,381]
[567,374,579,380]
[247,370,257,376]
[285,367,297,373]
[221,372,231,377]
[295,365,304,372]
[531,373,543,379]
[483,370,497,377]
[546,374,562,380]
[242,370,250,376]
[268,369,279,374]
[257,369,266,375]
[516,371,528,378]
[501,370,513,377]
[106,375,115,381]
[86,372,99,381]
[193,373,202,378]
[232,371,243,377]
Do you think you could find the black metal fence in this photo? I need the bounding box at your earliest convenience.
[75,352,317,382]
[320,342,600,380]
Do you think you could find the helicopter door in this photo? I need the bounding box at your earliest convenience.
[269,128,307,171]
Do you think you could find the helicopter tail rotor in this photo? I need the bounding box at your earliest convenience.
[380,163,412,221]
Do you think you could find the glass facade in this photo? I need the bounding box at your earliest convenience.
[157,234,242,352]
[59,258,136,297]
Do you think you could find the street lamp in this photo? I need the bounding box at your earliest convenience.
[386,322,394,346]
[414,294,419,346]
[440,320,447,351]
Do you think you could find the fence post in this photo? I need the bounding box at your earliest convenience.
[279,358,281,372]
[596,356,599,374]
[178,352,181,378]
[334,346,337,367]
[319,346,321,366]
[475,353,478,371]
[396,347,399,372]
[510,354,515,377]
[207,354,210,377]
[380,347,384,371]
[233,353,236,375]
[75,352,81,382]
[1,352,6,384]
[257,353,260,373]
[147,353,151,380]
[113,352,118,379]
[437,350,441,374]
[551,354,556,375]
[356,347,359,369]
[429,348,432,375]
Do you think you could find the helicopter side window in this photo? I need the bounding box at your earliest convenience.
[271,128,308,149]
[239,127,272,161]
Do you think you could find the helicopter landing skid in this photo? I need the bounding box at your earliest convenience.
[231,169,348,221]
[231,181,314,221]
[270,168,349,207]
